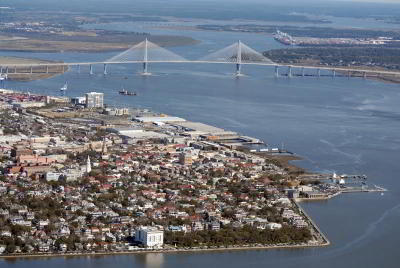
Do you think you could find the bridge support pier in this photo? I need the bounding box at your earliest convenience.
[275,66,279,77]
[0,67,2,74]
[348,71,351,78]
[77,65,80,74]
[46,66,49,74]
[301,67,305,77]
[103,64,108,75]
[5,67,8,74]
[236,63,242,76]
[14,67,17,74]
[142,61,151,76]
[363,72,367,79]
[63,65,66,73]
[317,69,321,77]
[332,70,336,78]
[89,64,93,75]
[287,66,292,78]
[30,66,33,74]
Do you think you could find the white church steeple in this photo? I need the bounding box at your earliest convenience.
[86,155,92,174]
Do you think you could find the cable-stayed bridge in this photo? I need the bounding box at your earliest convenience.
[1,39,399,79]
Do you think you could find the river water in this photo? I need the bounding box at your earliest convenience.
[1,21,400,268]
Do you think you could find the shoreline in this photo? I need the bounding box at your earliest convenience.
[271,64,400,85]
[0,240,330,260]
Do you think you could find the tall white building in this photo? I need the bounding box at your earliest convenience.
[86,156,92,174]
[135,227,164,248]
[85,92,104,108]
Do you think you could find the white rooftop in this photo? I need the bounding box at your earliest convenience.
[121,131,170,140]
[134,116,186,123]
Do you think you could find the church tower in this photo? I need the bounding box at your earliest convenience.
[86,155,92,174]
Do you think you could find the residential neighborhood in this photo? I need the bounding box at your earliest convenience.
[0,90,331,256]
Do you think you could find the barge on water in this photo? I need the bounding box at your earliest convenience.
[118,88,137,96]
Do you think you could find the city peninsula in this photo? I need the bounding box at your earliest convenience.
[0,88,384,257]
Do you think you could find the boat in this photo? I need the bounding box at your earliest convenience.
[60,82,68,96]
[118,88,137,96]
[60,82,68,91]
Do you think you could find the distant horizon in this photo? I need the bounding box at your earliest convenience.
[1,0,400,23]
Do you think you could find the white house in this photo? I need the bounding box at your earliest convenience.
[46,172,62,182]
[266,223,282,230]
[135,227,164,248]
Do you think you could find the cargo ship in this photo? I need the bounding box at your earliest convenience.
[118,88,137,96]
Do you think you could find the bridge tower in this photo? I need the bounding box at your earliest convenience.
[103,64,108,75]
[89,64,93,75]
[236,40,242,76]
[142,38,151,76]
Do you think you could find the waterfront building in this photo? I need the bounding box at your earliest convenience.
[70,96,86,105]
[85,92,104,108]
[303,191,327,199]
[103,108,130,116]
[135,227,164,248]
[288,189,299,199]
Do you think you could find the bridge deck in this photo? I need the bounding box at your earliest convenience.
[1,61,399,76]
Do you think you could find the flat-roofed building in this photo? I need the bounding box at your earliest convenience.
[135,227,164,248]
[85,92,104,108]
[134,116,186,123]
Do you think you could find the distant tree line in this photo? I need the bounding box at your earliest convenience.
[197,24,400,39]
